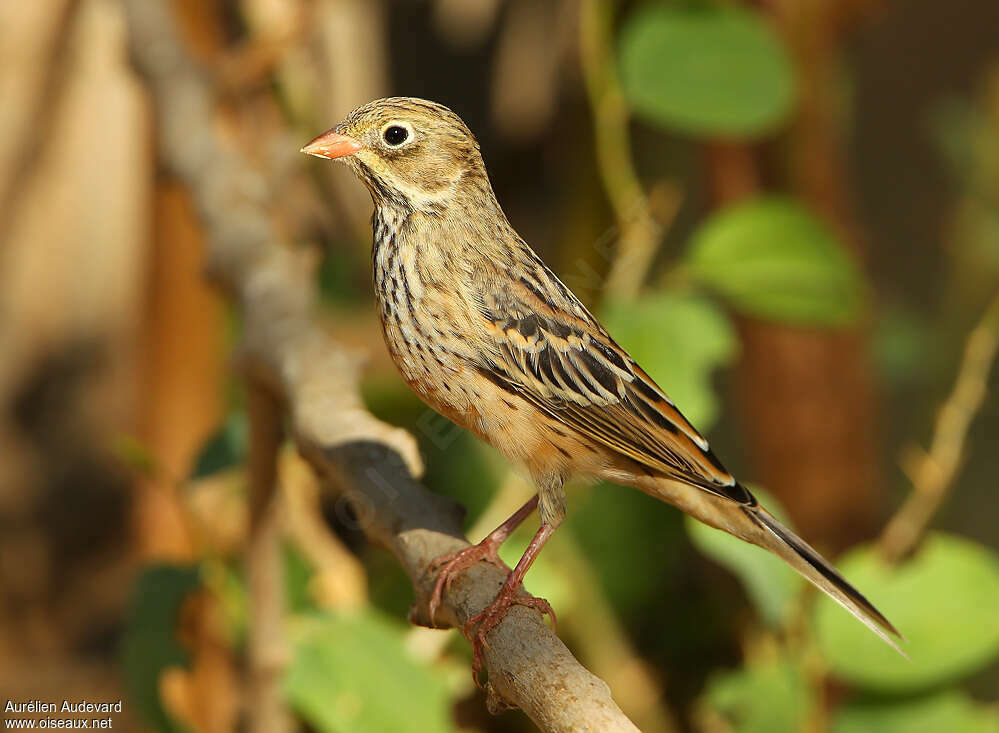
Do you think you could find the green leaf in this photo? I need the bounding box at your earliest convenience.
[701,656,811,733]
[619,5,795,137]
[686,488,803,627]
[687,197,864,325]
[832,691,999,733]
[601,293,736,430]
[121,564,202,733]
[285,611,458,733]
[190,412,247,479]
[814,532,999,692]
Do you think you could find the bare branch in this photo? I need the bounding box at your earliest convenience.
[245,380,292,733]
[879,290,999,561]
[122,1,640,729]
[578,0,681,301]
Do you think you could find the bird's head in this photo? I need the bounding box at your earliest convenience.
[302,97,488,212]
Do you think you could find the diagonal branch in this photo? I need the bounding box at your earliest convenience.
[122,1,639,729]
[879,290,999,562]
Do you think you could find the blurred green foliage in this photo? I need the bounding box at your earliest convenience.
[700,656,810,733]
[122,565,201,733]
[686,488,802,628]
[873,305,937,386]
[285,612,459,733]
[814,534,999,692]
[687,197,865,326]
[832,691,999,733]
[619,5,795,137]
[602,293,736,429]
[190,411,248,480]
[566,481,685,617]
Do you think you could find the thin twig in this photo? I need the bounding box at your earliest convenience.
[244,379,291,733]
[123,1,640,728]
[879,290,999,562]
[578,0,681,301]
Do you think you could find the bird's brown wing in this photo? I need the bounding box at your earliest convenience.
[476,281,753,505]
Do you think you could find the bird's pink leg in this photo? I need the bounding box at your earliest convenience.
[428,495,539,625]
[464,521,558,685]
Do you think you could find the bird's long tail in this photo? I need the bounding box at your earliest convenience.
[741,501,905,655]
[646,476,905,654]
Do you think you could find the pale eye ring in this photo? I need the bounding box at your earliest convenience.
[382,124,410,146]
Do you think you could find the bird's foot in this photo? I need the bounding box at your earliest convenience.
[463,586,557,687]
[428,540,511,626]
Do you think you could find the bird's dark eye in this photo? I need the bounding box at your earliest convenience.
[383,125,409,146]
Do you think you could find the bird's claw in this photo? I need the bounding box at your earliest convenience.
[427,542,511,626]
[464,592,557,687]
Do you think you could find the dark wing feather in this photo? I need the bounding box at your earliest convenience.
[476,280,753,505]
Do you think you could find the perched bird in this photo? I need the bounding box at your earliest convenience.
[302,97,902,676]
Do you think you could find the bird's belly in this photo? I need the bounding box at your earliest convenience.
[378,307,479,417]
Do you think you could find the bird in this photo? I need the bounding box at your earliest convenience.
[302,97,902,679]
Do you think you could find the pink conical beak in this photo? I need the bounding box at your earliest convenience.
[300,129,364,159]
